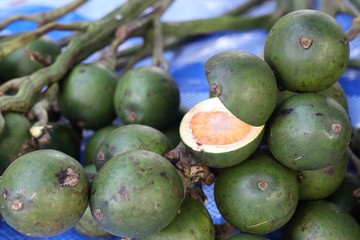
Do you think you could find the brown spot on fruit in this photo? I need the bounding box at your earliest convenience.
[86,172,96,183]
[160,171,169,180]
[324,166,335,175]
[210,83,221,97]
[11,199,24,211]
[93,208,104,221]
[2,188,8,199]
[300,36,312,49]
[97,151,105,161]
[297,171,305,183]
[257,181,269,191]
[56,167,80,187]
[300,223,306,231]
[332,123,342,133]
[127,111,138,122]
[119,185,130,201]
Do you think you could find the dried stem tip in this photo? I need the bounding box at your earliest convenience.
[257,181,269,191]
[94,208,104,221]
[11,199,24,211]
[300,36,312,49]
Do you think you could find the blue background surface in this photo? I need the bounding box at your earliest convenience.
[0,0,359,239]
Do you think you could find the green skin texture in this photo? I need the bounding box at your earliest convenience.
[114,66,180,130]
[74,164,114,238]
[227,233,270,240]
[58,63,117,130]
[214,151,299,235]
[268,93,351,170]
[326,173,360,223]
[297,151,348,200]
[0,149,89,237]
[264,9,349,92]
[94,124,172,171]
[277,81,349,111]
[283,200,360,239]
[0,36,61,81]
[188,127,265,168]
[83,124,119,166]
[90,150,184,238]
[137,196,215,240]
[0,112,31,175]
[205,50,278,126]
[39,122,82,160]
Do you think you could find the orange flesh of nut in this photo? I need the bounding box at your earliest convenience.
[190,111,251,145]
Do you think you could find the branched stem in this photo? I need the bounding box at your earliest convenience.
[0,0,159,135]
[116,36,183,70]
[0,78,23,95]
[28,83,58,139]
[152,14,168,71]
[162,12,283,37]
[24,49,54,66]
[0,0,88,29]
[121,34,158,73]
[322,0,360,41]
[96,4,166,71]
[0,21,91,60]
[347,16,360,41]
[322,0,358,16]
[116,0,276,70]
[164,142,216,203]
[151,0,173,71]
[118,10,285,71]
